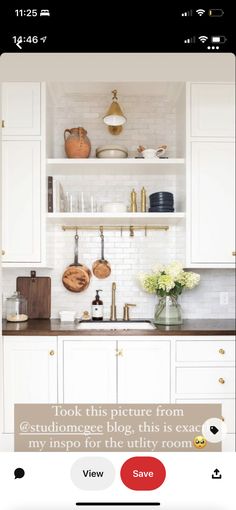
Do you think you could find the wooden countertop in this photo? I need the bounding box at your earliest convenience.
[2,319,235,336]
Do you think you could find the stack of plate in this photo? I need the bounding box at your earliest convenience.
[149,192,174,212]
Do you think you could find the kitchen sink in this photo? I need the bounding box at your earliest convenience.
[77,321,155,330]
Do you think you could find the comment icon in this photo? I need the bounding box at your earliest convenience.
[14,468,25,479]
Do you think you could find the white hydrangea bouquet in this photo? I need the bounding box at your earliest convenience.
[139,262,200,325]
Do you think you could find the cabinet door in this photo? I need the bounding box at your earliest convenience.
[191,83,235,137]
[3,336,57,433]
[190,141,235,265]
[63,341,116,403]
[2,82,40,136]
[118,340,170,403]
[2,140,41,263]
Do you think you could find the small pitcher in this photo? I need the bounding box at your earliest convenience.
[64,127,91,158]
[137,144,167,158]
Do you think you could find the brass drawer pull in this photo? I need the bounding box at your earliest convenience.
[219,348,225,355]
[2,250,5,256]
[232,251,236,256]
[218,378,225,384]
[115,349,123,357]
[49,350,55,356]
[2,120,5,128]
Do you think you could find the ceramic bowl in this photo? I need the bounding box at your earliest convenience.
[96,145,128,158]
[59,311,76,322]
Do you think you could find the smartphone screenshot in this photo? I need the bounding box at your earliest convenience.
[0,5,235,509]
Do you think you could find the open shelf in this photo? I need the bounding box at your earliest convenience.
[46,158,185,175]
[46,212,186,226]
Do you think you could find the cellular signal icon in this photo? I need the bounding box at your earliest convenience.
[199,35,208,43]
[184,37,196,44]
[181,10,193,16]
[196,9,205,16]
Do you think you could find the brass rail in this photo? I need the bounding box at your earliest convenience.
[61,225,169,237]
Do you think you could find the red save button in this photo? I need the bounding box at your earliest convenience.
[120,457,166,491]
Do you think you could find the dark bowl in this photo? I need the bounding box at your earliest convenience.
[149,206,175,212]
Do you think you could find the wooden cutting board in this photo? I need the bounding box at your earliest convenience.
[17,271,51,319]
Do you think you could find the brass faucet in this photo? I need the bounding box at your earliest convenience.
[110,282,117,321]
[123,303,136,321]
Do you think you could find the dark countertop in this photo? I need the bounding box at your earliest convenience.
[2,319,236,336]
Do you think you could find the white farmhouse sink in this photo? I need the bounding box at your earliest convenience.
[77,321,155,330]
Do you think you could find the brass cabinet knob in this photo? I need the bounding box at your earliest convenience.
[232,251,236,256]
[2,250,5,256]
[218,377,225,384]
[219,348,225,355]
[115,349,123,357]
[1,120,5,128]
[221,416,225,421]
[49,350,55,356]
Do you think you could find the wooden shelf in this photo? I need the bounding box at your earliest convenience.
[46,212,185,226]
[46,158,185,175]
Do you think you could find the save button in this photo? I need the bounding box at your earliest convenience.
[120,457,166,490]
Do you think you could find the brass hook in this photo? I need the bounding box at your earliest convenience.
[129,226,134,237]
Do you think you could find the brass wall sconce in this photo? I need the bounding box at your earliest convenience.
[103,89,126,135]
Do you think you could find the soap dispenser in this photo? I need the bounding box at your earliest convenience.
[92,290,103,321]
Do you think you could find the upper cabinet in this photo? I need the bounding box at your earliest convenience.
[190,141,235,266]
[191,83,235,138]
[1,82,45,266]
[187,82,235,268]
[2,140,42,263]
[2,82,41,136]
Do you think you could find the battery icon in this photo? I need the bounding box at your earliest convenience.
[208,9,224,17]
[211,36,227,43]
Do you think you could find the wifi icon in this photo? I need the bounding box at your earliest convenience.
[196,9,205,16]
[199,35,208,43]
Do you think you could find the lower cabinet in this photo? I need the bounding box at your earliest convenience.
[61,337,170,404]
[3,336,57,433]
[175,336,235,452]
[117,340,170,402]
[1,334,235,453]
[63,340,117,403]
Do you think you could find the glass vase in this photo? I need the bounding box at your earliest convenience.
[154,295,182,325]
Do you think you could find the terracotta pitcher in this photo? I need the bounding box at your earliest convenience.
[64,127,91,158]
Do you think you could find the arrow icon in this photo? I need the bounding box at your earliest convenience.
[212,469,222,479]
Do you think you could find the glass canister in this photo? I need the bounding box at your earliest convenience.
[6,291,28,322]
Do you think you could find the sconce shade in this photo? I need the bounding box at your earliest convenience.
[103,90,126,127]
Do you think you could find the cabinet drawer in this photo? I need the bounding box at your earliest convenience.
[176,367,235,394]
[176,340,235,362]
[176,399,235,433]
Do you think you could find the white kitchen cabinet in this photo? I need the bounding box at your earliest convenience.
[63,340,117,403]
[3,336,57,433]
[118,340,170,402]
[189,141,235,266]
[175,335,235,452]
[61,337,170,404]
[176,367,235,395]
[2,140,42,263]
[191,83,235,137]
[2,82,41,136]
[176,339,235,362]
